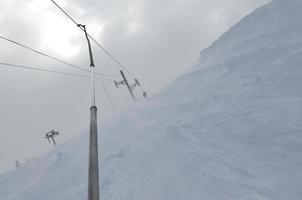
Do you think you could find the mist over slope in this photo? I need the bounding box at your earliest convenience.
[1,0,302,199]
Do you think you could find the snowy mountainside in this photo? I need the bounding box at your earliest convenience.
[1,0,302,199]
[199,0,302,67]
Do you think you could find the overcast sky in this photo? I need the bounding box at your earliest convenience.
[0,0,270,173]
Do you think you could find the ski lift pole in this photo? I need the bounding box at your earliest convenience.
[44,130,59,146]
[78,24,100,200]
[120,70,136,101]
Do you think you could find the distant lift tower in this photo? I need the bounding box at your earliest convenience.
[77,24,100,200]
[114,70,148,100]
[45,130,59,146]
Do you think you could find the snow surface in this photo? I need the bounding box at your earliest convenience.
[1,0,302,199]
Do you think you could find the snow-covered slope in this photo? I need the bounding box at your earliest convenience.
[1,0,302,199]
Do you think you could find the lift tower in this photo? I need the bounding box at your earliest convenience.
[78,24,100,200]
[114,70,147,101]
[44,130,59,146]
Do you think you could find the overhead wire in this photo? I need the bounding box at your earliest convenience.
[0,34,119,79]
[0,62,120,109]
[0,35,87,73]
[50,0,137,77]
[88,35,136,77]
[0,62,89,78]
[50,0,79,27]
[97,79,117,111]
